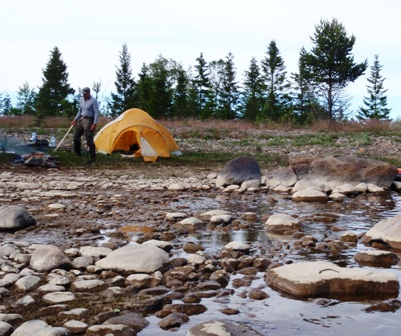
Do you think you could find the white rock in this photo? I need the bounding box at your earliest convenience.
[38,284,66,293]
[79,246,112,258]
[292,180,328,193]
[224,241,250,251]
[355,182,368,193]
[10,319,69,336]
[165,212,187,221]
[332,183,357,194]
[363,214,401,249]
[95,244,169,274]
[142,240,173,251]
[292,189,328,202]
[265,214,300,232]
[42,291,76,304]
[367,183,385,193]
[210,214,232,224]
[329,192,346,201]
[188,254,206,265]
[15,275,41,291]
[47,203,66,210]
[266,261,399,298]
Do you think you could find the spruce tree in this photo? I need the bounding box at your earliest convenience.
[35,46,74,121]
[171,67,190,118]
[193,53,213,119]
[357,54,391,120]
[147,55,173,118]
[109,43,136,116]
[261,40,292,122]
[215,53,239,119]
[0,92,12,116]
[136,64,152,113]
[242,57,264,121]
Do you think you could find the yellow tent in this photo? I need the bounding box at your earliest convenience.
[94,108,179,162]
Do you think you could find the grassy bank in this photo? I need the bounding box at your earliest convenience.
[1,116,401,171]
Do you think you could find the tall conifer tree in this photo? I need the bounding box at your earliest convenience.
[261,40,292,122]
[35,46,74,121]
[302,19,367,120]
[357,54,391,119]
[109,43,136,116]
[242,57,264,121]
[193,53,213,119]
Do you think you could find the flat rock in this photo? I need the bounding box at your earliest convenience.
[354,250,400,267]
[292,189,328,202]
[188,319,263,336]
[362,214,401,249]
[265,261,399,299]
[95,244,169,274]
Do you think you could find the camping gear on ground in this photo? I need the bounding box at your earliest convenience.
[30,132,36,142]
[49,135,56,147]
[94,108,179,162]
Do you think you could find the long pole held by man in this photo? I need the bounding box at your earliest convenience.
[70,87,100,165]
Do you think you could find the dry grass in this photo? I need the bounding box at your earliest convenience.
[1,115,401,136]
[0,116,110,129]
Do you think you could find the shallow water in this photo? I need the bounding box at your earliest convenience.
[137,190,401,335]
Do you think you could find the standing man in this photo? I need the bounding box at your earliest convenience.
[71,87,100,164]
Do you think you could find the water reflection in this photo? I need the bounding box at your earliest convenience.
[122,189,401,336]
[170,192,401,255]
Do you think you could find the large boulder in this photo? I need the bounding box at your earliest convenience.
[95,244,169,274]
[265,261,399,299]
[0,205,36,231]
[362,214,401,249]
[216,156,261,188]
[288,154,397,189]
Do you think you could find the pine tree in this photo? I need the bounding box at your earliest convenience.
[109,43,136,116]
[261,40,292,122]
[303,19,368,120]
[35,46,74,121]
[357,54,391,120]
[241,57,264,121]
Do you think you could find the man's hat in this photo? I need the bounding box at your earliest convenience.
[82,87,90,93]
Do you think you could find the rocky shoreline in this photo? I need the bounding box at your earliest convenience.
[1,155,401,335]
[1,127,401,335]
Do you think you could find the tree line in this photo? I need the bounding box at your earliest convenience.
[0,18,391,124]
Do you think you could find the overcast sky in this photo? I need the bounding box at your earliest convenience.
[1,0,400,119]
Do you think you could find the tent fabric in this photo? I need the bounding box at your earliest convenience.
[94,108,179,162]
